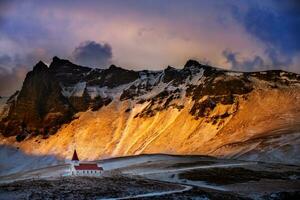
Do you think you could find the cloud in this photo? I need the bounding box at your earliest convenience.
[265,47,292,67]
[0,55,12,67]
[223,48,293,72]
[1,1,299,73]
[72,41,112,68]
[231,1,300,55]
[0,53,27,96]
[222,49,264,71]
[0,49,50,96]
[0,65,28,97]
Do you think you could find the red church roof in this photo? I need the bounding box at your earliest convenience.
[74,163,103,171]
[72,150,79,161]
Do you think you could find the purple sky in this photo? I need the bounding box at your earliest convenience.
[0,0,299,95]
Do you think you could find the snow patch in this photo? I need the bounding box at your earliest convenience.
[86,86,108,99]
[226,72,243,76]
[61,82,86,97]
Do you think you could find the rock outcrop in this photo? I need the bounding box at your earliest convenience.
[0,58,300,164]
[0,57,145,139]
[1,61,71,138]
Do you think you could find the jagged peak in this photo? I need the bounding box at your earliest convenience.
[49,56,92,75]
[165,66,176,71]
[52,56,61,62]
[51,56,73,66]
[33,61,48,72]
[184,59,201,69]
[107,64,133,72]
[50,56,73,68]
[183,59,216,72]
[52,56,71,64]
[108,64,119,70]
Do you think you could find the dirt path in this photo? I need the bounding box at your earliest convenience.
[99,185,193,200]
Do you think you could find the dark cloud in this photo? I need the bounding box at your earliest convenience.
[0,64,28,97]
[0,0,11,21]
[0,1,50,47]
[0,18,50,45]
[265,48,292,67]
[231,1,300,55]
[0,0,299,75]
[72,41,112,68]
[222,48,292,72]
[0,51,50,96]
[0,55,12,67]
[223,49,264,71]
[227,1,299,72]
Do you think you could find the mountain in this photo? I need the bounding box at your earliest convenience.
[0,57,299,164]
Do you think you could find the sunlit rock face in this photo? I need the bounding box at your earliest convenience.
[0,61,73,138]
[0,57,300,164]
[0,57,138,138]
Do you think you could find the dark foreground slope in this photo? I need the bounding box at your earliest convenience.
[0,154,299,200]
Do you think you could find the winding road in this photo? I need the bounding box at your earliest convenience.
[100,162,256,199]
[99,185,193,200]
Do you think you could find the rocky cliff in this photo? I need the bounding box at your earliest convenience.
[0,57,299,164]
[0,57,138,139]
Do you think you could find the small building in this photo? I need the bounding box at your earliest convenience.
[70,150,103,176]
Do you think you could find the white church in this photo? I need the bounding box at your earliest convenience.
[69,150,103,176]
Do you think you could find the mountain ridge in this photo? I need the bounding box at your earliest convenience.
[0,57,299,164]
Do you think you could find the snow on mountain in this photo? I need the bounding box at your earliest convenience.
[0,57,300,169]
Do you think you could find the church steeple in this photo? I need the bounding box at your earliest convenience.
[72,149,79,161]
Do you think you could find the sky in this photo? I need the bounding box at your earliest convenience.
[0,0,299,96]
